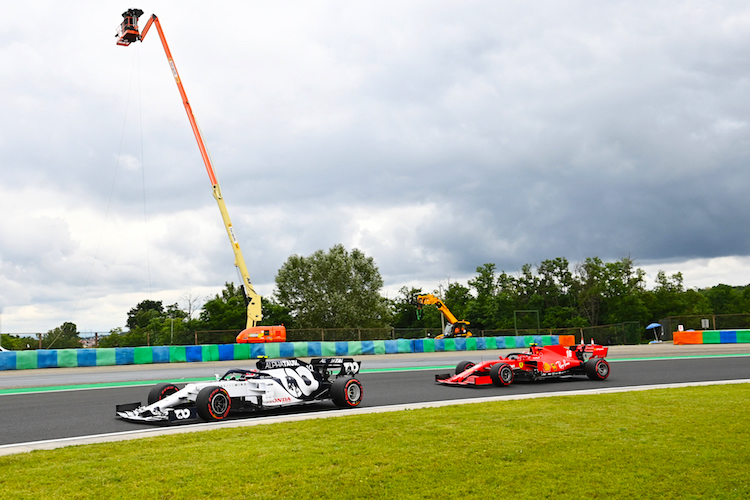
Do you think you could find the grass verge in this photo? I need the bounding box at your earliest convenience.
[1,384,749,499]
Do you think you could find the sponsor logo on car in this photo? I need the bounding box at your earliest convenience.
[269,397,293,404]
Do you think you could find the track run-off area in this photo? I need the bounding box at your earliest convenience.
[1,343,749,456]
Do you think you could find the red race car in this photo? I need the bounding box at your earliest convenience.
[435,342,610,386]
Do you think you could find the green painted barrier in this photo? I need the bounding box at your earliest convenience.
[97,348,116,366]
[202,344,220,362]
[348,341,362,356]
[738,330,750,343]
[321,342,336,356]
[423,338,435,352]
[465,337,477,351]
[703,331,721,344]
[372,340,386,354]
[16,350,37,370]
[397,338,412,353]
[444,338,456,351]
[57,349,78,368]
[134,346,153,364]
[264,343,280,359]
[293,342,308,357]
[234,343,250,360]
[169,346,186,363]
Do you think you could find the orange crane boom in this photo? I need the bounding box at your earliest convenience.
[116,10,283,342]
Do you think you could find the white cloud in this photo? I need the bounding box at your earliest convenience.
[2,1,750,332]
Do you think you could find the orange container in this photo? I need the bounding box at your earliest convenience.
[236,325,286,343]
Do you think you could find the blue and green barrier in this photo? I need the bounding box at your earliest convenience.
[673,330,750,345]
[0,335,568,371]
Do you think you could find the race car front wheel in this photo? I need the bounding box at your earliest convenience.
[455,361,475,374]
[196,386,232,421]
[585,358,610,380]
[330,378,363,408]
[490,362,514,386]
[147,383,180,405]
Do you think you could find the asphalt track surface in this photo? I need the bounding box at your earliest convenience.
[1,344,749,455]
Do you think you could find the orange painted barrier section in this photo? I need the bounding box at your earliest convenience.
[673,331,703,345]
[236,325,286,343]
[558,335,576,347]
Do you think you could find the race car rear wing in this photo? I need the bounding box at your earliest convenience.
[310,357,361,377]
[570,343,609,358]
[255,357,361,378]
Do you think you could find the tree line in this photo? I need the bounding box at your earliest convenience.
[3,246,750,349]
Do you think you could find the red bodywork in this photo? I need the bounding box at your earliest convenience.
[435,343,610,386]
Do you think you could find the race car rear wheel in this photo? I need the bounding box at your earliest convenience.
[147,383,180,405]
[330,378,363,408]
[489,362,514,386]
[585,358,610,380]
[455,361,475,374]
[196,386,232,421]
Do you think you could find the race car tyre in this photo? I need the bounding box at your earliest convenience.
[196,386,232,421]
[455,361,475,374]
[585,358,610,380]
[147,383,180,405]
[489,362,514,386]
[330,377,363,408]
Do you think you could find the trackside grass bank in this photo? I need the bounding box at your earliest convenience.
[1,385,749,499]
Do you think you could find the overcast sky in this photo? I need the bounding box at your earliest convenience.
[2,1,750,334]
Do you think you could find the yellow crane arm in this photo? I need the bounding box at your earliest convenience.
[117,10,262,328]
[416,294,461,325]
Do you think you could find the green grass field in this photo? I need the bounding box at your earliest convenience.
[1,384,749,499]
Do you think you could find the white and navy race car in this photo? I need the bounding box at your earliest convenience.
[116,357,363,423]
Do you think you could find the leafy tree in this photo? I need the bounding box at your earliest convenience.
[391,287,436,328]
[0,333,36,350]
[443,282,472,322]
[274,244,390,328]
[466,263,498,329]
[199,282,247,331]
[537,257,575,309]
[43,322,82,349]
[645,271,689,320]
[575,257,606,325]
[703,284,745,314]
[99,326,146,348]
[126,300,164,330]
[262,297,293,327]
[573,256,647,326]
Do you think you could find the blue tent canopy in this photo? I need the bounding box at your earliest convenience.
[646,323,661,329]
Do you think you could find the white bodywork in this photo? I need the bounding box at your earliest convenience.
[116,358,360,423]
